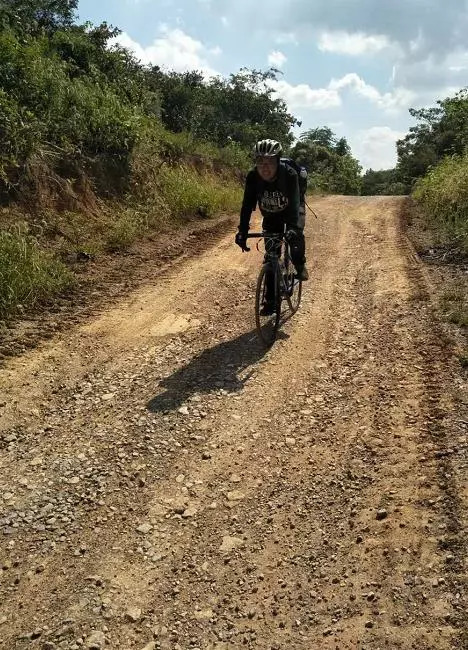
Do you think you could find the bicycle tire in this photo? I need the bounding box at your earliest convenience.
[255,263,281,347]
[286,272,302,314]
[284,247,302,314]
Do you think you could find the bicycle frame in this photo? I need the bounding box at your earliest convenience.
[247,231,303,346]
[247,232,298,303]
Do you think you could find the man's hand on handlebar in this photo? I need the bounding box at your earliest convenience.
[235,231,250,252]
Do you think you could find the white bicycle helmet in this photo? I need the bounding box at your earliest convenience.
[254,139,283,157]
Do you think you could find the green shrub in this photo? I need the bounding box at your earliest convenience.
[440,284,468,327]
[0,90,39,185]
[413,154,468,251]
[0,225,74,318]
[158,164,242,219]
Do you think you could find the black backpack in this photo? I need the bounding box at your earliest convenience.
[280,158,308,200]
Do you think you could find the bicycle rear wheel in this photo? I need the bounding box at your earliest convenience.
[255,264,281,347]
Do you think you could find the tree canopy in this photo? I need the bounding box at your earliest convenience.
[0,1,365,203]
[0,0,78,35]
[291,127,362,195]
[396,88,468,190]
[146,67,298,149]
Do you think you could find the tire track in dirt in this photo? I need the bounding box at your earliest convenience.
[0,197,466,650]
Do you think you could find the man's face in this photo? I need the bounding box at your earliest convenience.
[256,156,278,181]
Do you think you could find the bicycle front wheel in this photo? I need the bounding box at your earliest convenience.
[286,269,302,314]
[255,264,281,347]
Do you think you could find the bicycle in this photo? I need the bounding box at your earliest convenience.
[245,231,303,347]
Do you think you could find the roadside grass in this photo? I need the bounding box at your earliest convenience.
[0,226,74,319]
[440,284,468,328]
[0,162,242,318]
[413,154,468,255]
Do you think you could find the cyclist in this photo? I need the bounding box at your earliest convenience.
[235,139,308,315]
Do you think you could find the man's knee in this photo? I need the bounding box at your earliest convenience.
[289,230,306,265]
[297,204,306,230]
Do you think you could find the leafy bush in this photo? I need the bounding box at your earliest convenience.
[440,284,468,327]
[291,128,362,195]
[361,169,407,196]
[413,154,468,251]
[397,88,468,189]
[0,225,74,318]
[157,164,242,220]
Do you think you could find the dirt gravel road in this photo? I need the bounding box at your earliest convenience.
[0,197,466,650]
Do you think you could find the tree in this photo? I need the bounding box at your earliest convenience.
[146,67,298,149]
[291,127,361,194]
[300,126,336,149]
[335,137,351,157]
[396,87,468,189]
[361,169,406,196]
[0,0,78,35]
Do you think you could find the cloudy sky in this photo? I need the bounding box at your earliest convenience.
[77,0,468,170]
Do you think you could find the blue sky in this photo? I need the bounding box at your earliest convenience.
[77,0,468,169]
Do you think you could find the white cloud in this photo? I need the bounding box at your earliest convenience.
[329,73,416,112]
[268,50,287,68]
[271,79,341,110]
[352,126,406,170]
[270,72,415,114]
[318,30,392,55]
[110,27,220,79]
[211,0,468,103]
[221,16,229,26]
[290,0,468,60]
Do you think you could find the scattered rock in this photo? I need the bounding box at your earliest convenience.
[227,490,246,502]
[376,509,388,521]
[84,630,106,649]
[125,607,142,623]
[137,523,152,534]
[178,406,190,416]
[285,437,296,446]
[220,536,244,552]
[194,608,213,620]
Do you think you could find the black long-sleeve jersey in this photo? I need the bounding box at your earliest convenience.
[238,162,300,233]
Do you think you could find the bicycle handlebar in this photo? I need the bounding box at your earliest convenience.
[246,232,285,239]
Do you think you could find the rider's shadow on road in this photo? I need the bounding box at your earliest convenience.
[146,329,282,413]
